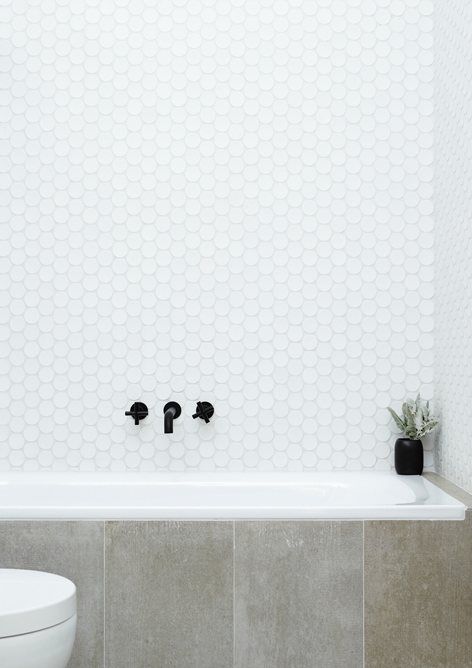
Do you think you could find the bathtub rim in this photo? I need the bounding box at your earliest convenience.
[0,471,466,521]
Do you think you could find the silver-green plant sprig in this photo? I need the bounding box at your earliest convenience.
[387,394,439,440]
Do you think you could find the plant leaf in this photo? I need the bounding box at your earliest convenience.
[388,407,406,433]
[417,418,440,438]
[404,403,419,439]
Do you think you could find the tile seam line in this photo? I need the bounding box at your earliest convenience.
[103,520,106,668]
[363,520,365,668]
[232,520,235,668]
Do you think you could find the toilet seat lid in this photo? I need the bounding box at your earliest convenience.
[0,569,76,638]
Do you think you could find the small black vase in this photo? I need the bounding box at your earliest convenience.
[395,438,423,475]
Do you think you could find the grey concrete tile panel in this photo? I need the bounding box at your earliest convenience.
[234,521,363,668]
[0,521,104,668]
[365,515,472,668]
[105,521,233,668]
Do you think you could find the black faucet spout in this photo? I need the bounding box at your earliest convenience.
[163,402,182,433]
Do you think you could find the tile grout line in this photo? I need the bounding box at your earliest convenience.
[103,521,106,668]
[362,520,365,668]
[232,521,235,668]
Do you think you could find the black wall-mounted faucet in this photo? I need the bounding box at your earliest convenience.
[125,402,148,425]
[163,401,182,433]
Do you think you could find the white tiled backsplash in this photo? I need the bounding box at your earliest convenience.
[435,1,472,493]
[0,0,434,471]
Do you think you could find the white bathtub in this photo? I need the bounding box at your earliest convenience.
[0,472,465,520]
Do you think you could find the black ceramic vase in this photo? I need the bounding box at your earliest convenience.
[394,438,423,475]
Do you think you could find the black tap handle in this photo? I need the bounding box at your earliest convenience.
[125,402,148,425]
[192,401,214,423]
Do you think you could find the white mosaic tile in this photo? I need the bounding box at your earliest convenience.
[0,0,434,471]
[435,1,472,493]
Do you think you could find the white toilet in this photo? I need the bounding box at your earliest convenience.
[0,569,77,668]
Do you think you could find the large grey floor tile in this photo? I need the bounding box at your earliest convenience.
[365,514,472,668]
[0,521,104,668]
[234,521,363,668]
[105,521,233,668]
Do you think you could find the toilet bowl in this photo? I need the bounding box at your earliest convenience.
[0,569,77,668]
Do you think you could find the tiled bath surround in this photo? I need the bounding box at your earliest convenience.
[0,481,470,668]
[434,1,472,494]
[0,522,104,668]
[0,0,434,472]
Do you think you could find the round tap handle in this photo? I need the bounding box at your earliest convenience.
[125,402,149,425]
[192,401,214,423]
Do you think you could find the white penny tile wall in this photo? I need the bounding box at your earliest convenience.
[435,1,472,493]
[0,0,434,471]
